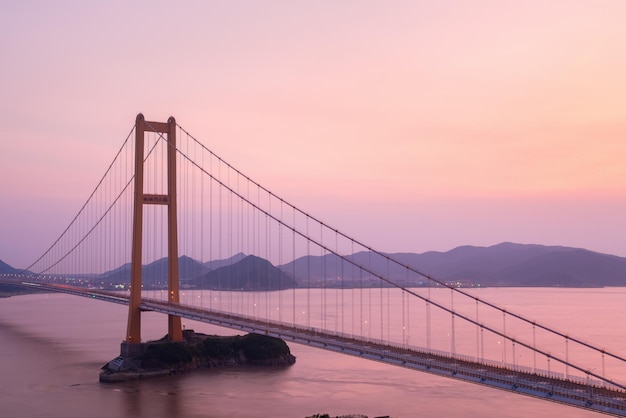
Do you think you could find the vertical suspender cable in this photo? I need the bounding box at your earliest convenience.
[200,132,204,309]
[359,259,363,338]
[368,251,372,340]
[208,151,213,310]
[351,241,355,336]
[227,168,232,312]
[337,230,341,334]
[306,216,311,328]
[476,298,480,360]
[533,323,537,372]
[218,161,223,310]
[278,199,283,322]
[451,287,456,355]
[503,310,507,364]
[380,259,384,340]
[321,223,326,331]
[427,279,431,349]
[266,193,271,321]
[291,205,296,327]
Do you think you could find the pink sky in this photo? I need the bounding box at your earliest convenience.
[1,1,626,268]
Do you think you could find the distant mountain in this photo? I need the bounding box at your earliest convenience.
[203,252,246,270]
[7,243,625,289]
[0,259,20,274]
[391,243,626,287]
[98,253,246,287]
[191,255,297,290]
[496,246,626,286]
[100,255,210,286]
[280,243,626,287]
[278,251,408,286]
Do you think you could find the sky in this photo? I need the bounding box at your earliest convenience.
[1,1,626,269]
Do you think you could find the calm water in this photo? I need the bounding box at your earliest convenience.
[1,288,625,418]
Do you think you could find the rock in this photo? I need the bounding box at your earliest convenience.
[99,331,296,383]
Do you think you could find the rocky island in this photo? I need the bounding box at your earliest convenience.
[100,330,296,383]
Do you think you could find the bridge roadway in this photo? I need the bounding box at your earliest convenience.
[10,280,626,417]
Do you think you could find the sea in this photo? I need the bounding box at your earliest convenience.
[1,287,625,418]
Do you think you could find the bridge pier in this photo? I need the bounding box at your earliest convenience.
[120,341,149,358]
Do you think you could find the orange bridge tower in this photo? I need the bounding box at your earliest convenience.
[124,113,182,353]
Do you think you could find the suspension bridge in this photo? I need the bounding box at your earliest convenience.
[2,114,626,416]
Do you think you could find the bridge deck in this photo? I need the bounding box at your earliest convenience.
[141,297,626,417]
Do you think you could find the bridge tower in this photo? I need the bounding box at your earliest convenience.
[125,113,183,345]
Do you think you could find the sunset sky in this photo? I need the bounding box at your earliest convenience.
[2,1,626,268]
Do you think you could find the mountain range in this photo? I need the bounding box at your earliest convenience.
[2,242,626,288]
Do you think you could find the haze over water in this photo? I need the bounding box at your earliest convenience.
[1,287,624,418]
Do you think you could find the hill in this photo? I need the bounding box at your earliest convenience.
[191,255,297,290]
[99,255,210,287]
[98,254,245,288]
[280,243,626,287]
[0,259,20,274]
[203,253,246,270]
